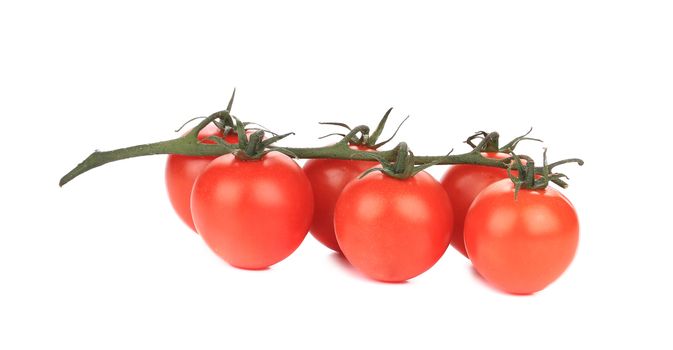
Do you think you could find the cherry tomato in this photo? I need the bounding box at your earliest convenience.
[440,152,511,257]
[303,145,375,252]
[464,179,579,294]
[165,124,239,232]
[190,152,314,269]
[334,171,453,282]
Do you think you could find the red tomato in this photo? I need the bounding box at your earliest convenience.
[440,152,511,257]
[165,124,239,232]
[303,145,375,252]
[464,179,579,294]
[334,171,453,282]
[190,152,314,269]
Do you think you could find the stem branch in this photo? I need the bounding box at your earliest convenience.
[59,125,579,188]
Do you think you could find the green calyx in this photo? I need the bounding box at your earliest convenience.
[359,142,451,180]
[466,128,542,153]
[206,117,295,161]
[465,129,582,197]
[211,89,237,136]
[188,89,295,161]
[174,89,238,136]
[507,148,585,199]
[319,108,409,149]
[237,122,296,161]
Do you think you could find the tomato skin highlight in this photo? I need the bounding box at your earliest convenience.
[190,152,314,270]
[303,145,375,252]
[464,179,579,294]
[440,152,511,257]
[165,124,239,232]
[334,171,453,282]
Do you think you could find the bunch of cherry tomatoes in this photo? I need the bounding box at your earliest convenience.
[164,122,580,295]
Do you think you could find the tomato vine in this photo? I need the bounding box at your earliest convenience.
[59,92,583,187]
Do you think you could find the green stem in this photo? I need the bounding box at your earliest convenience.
[59,129,574,188]
[58,138,232,186]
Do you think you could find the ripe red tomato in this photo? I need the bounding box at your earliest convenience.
[464,179,579,294]
[440,152,511,257]
[334,171,453,282]
[303,145,375,252]
[165,124,239,232]
[190,152,314,269]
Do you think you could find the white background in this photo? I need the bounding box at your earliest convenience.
[2,1,672,349]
